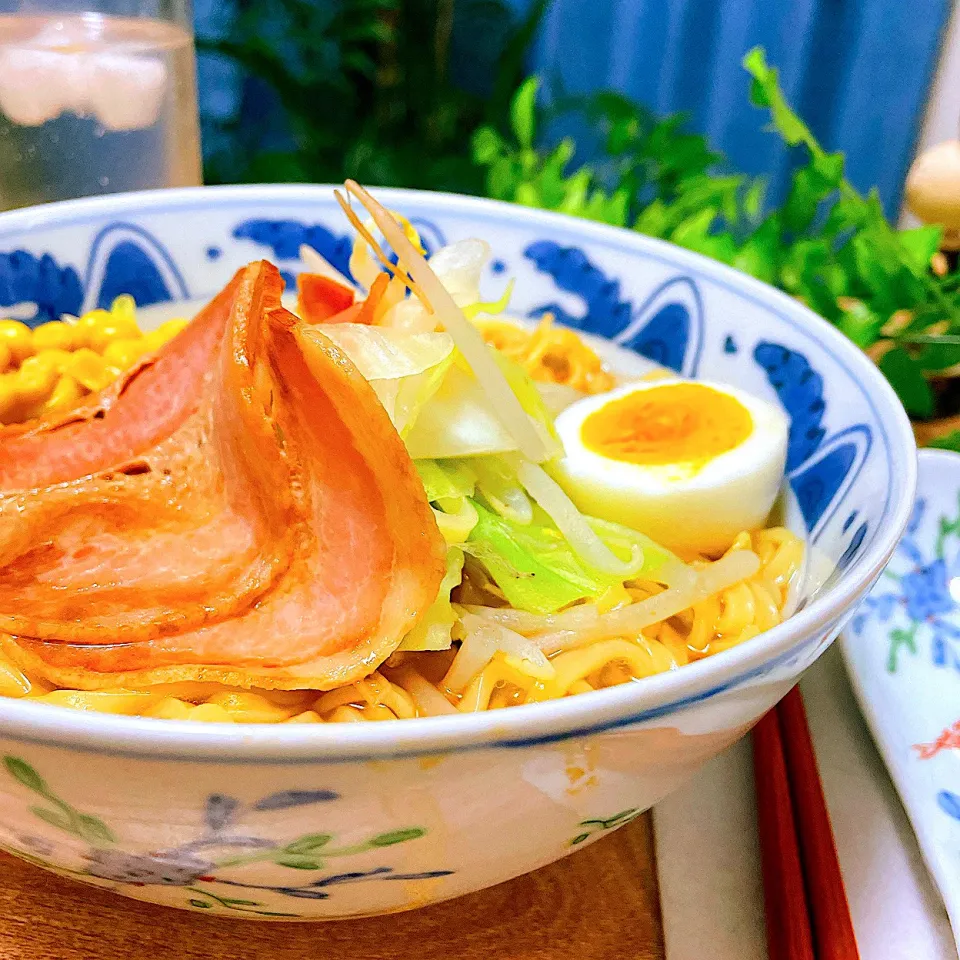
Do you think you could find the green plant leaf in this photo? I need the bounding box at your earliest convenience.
[285,833,334,854]
[4,757,47,795]
[222,898,260,906]
[76,814,116,846]
[915,340,960,371]
[368,827,427,847]
[509,78,538,150]
[189,899,213,909]
[929,430,960,452]
[571,833,591,845]
[472,127,503,166]
[878,348,935,417]
[29,805,72,832]
[898,225,943,275]
[837,300,883,348]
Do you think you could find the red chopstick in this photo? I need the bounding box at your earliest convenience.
[753,707,816,960]
[753,687,861,960]
[778,687,860,959]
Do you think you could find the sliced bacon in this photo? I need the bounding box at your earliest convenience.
[0,262,445,690]
[0,275,238,491]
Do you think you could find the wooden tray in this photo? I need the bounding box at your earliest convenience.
[0,814,663,960]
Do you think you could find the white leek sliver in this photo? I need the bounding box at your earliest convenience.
[460,614,555,681]
[517,460,644,577]
[299,244,358,292]
[343,181,549,463]
[443,627,501,692]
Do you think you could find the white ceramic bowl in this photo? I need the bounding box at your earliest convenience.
[0,186,915,919]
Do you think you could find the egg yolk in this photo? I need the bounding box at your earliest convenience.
[580,382,753,467]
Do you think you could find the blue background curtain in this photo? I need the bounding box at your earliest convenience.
[194,0,953,216]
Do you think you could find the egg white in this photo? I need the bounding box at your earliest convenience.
[553,378,789,556]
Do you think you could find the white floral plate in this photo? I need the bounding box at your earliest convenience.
[842,447,960,950]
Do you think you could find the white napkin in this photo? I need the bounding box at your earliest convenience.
[653,645,959,960]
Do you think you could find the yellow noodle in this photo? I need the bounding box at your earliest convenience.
[5,525,802,722]
[477,315,616,394]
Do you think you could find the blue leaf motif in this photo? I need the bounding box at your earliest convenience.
[233,219,354,280]
[205,794,239,832]
[937,790,960,821]
[622,302,689,371]
[524,240,631,337]
[0,250,83,323]
[253,790,340,811]
[790,442,858,533]
[614,276,701,375]
[753,342,826,470]
[836,521,868,572]
[96,241,173,309]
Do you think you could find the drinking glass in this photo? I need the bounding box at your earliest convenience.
[0,0,202,209]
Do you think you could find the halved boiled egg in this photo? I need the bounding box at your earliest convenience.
[553,379,789,556]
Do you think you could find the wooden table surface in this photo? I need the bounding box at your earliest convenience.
[0,814,664,960]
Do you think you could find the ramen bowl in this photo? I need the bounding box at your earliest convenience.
[0,186,915,919]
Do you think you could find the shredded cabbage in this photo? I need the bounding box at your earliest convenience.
[310,324,454,436]
[517,460,644,578]
[415,459,476,502]
[341,181,550,463]
[535,380,584,415]
[463,501,620,614]
[431,499,479,544]
[404,364,520,458]
[470,455,534,525]
[426,239,489,306]
[463,279,515,320]
[398,548,465,651]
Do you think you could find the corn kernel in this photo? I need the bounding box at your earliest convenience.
[0,342,10,374]
[110,294,138,328]
[144,318,188,353]
[24,348,72,376]
[88,314,141,353]
[32,321,75,353]
[0,319,33,363]
[16,357,59,405]
[103,338,148,370]
[72,309,111,349]
[0,372,20,421]
[43,374,84,413]
[67,348,122,392]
